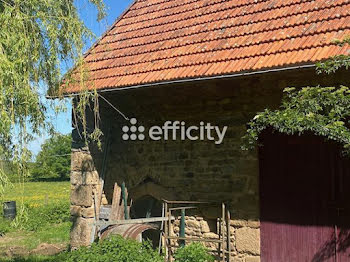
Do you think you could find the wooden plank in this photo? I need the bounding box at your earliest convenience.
[168,208,172,262]
[90,192,98,244]
[127,199,132,220]
[162,200,211,204]
[221,203,225,262]
[121,182,129,219]
[99,205,112,220]
[109,183,121,221]
[159,203,165,254]
[95,216,175,227]
[97,127,111,210]
[118,204,124,220]
[125,187,129,218]
[165,236,222,244]
[164,202,168,262]
[169,206,197,211]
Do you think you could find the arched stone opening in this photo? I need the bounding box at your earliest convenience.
[129,195,163,248]
[127,182,177,249]
[128,181,178,202]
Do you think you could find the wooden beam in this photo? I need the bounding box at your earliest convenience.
[95,216,175,227]
[165,236,222,244]
[169,206,197,211]
[162,200,211,204]
[227,209,231,262]
[221,203,226,262]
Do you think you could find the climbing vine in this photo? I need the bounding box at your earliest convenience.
[316,37,350,74]
[243,38,350,152]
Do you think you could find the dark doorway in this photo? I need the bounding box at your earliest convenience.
[259,131,350,262]
[130,195,162,248]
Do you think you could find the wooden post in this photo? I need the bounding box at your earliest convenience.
[90,191,98,244]
[121,182,129,220]
[159,202,165,254]
[222,203,226,262]
[97,127,111,208]
[179,208,186,247]
[227,209,231,262]
[164,202,168,262]
[168,206,172,262]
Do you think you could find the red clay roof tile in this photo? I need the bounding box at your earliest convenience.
[64,0,350,93]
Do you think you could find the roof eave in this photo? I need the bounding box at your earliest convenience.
[55,63,316,98]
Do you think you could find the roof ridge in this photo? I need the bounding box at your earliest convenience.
[81,0,139,61]
[118,0,257,26]
[84,17,349,69]
[111,0,268,33]
[105,0,320,40]
[126,0,183,12]
[123,0,201,19]
[87,1,349,59]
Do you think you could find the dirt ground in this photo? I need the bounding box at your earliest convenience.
[0,234,66,258]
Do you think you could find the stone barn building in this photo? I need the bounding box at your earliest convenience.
[64,0,350,261]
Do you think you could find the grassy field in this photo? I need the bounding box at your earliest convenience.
[0,182,71,260]
[3,182,70,206]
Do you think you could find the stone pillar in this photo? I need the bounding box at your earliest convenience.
[70,133,100,249]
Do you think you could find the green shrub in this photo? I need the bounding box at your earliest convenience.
[2,255,59,261]
[174,243,215,262]
[61,235,163,262]
[0,217,11,236]
[23,201,70,231]
[0,201,70,234]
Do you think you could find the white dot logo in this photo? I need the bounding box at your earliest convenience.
[122,118,145,141]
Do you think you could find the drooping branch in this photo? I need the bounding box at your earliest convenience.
[0,0,106,189]
[243,37,350,152]
[242,86,350,153]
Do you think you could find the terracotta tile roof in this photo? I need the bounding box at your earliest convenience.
[65,0,350,93]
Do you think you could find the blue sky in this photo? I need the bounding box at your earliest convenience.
[29,0,133,156]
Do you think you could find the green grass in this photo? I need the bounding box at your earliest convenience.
[2,182,70,207]
[0,222,71,250]
[0,182,71,261]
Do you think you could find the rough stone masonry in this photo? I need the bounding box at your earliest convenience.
[69,69,347,261]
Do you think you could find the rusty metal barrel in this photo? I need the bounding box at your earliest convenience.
[100,223,160,245]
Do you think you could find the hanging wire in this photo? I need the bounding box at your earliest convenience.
[98,94,129,120]
[42,153,71,158]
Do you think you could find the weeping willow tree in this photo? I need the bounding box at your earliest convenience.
[0,0,106,197]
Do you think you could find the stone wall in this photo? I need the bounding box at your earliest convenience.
[70,145,98,248]
[168,215,260,261]
[69,68,349,260]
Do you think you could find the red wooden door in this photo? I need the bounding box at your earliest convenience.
[260,132,350,262]
[337,216,350,262]
[334,149,350,262]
